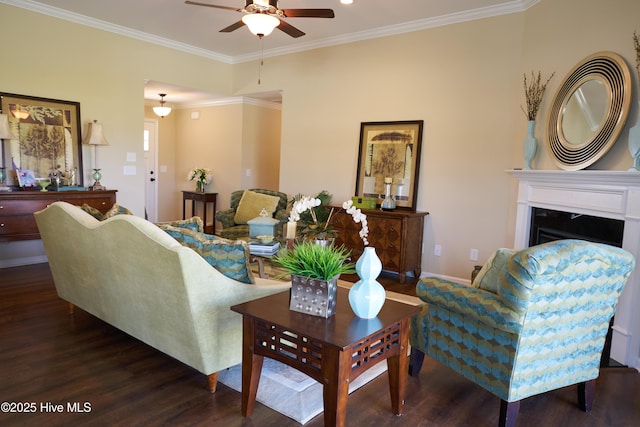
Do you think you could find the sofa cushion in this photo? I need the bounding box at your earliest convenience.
[233,190,280,225]
[162,226,255,284]
[472,248,516,294]
[156,216,204,233]
[80,204,104,220]
[103,203,133,220]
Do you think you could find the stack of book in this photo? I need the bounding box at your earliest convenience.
[248,240,280,256]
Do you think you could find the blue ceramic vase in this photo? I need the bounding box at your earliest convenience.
[523,120,537,170]
[348,247,386,319]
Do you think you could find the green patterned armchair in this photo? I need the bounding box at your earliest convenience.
[215,188,288,239]
[409,239,635,427]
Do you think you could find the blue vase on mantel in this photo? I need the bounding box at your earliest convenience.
[348,247,386,319]
[523,120,537,170]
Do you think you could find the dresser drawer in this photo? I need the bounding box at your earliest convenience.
[0,189,117,241]
[0,215,39,236]
[0,199,52,215]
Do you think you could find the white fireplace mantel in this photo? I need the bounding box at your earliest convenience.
[507,169,640,370]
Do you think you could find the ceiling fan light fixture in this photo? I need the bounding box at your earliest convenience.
[340,0,354,4]
[242,13,280,37]
[153,93,172,118]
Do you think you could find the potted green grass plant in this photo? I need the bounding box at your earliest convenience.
[274,241,355,317]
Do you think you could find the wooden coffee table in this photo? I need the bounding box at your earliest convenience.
[230,287,420,427]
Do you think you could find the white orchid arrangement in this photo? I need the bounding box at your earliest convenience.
[342,200,369,246]
[288,192,369,245]
[188,167,213,189]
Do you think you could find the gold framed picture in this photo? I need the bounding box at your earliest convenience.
[355,120,424,210]
[0,92,83,186]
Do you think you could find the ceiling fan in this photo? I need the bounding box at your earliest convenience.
[185,0,335,38]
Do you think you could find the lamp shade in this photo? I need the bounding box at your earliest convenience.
[242,13,280,37]
[83,120,108,146]
[153,105,172,117]
[0,114,16,139]
[153,93,172,118]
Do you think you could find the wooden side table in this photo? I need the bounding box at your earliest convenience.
[182,191,217,234]
[231,287,420,427]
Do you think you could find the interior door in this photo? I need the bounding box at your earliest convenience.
[144,120,158,222]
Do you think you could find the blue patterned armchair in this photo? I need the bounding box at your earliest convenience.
[409,239,635,427]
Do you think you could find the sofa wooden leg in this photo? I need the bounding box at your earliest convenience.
[408,348,425,377]
[499,400,520,427]
[578,379,595,412]
[68,303,75,315]
[206,372,219,393]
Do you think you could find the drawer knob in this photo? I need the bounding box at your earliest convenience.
[0,223,4,227]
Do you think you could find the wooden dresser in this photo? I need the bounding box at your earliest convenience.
[330,208,429,283]
[0,190,117,242]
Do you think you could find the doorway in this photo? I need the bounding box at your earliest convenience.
[144,119,158,222]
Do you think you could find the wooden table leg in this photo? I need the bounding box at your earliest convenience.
[241,317,263,417]
[322,348,351,427]
[387,319,410,414]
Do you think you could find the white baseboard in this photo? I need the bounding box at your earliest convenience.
[420,271,471,286]
[0,255,48,269]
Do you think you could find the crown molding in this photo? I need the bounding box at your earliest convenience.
[235,0,540,63]
[0,0,234,63]
[2,0,539,65]
[145,97,282,111]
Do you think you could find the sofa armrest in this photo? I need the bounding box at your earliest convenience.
[417,277,525,334]
[215,208,236,229]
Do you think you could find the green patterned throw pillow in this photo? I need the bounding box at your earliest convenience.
[80,204,104,220]
[472,248,516,294]
[103,203,133,220]
[156,216,204,233]
[162,225,255,284]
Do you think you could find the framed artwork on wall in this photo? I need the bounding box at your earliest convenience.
[355,120,424,210]
[0,92,83,186]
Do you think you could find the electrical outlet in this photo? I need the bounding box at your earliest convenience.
[470,248,479,261]
[434,244,442,256]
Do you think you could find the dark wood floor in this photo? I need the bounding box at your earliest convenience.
[1,263,638,427]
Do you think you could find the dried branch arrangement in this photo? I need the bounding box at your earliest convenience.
[634,31,640,82]
[521,70,555,121]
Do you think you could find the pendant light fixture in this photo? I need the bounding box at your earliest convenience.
[242,13,280,37]
[153,93,172,118]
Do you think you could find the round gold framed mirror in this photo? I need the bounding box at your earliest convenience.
[547,51,632,170]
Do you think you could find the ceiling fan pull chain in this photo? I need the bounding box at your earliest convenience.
[258,37,264,85]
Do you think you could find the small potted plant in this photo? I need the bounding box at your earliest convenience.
[274,240,355,318]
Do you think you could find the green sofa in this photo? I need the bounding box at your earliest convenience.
[216,188,289,239]
[34,201,290,392]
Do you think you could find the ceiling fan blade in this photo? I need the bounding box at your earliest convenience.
[281,9,335,19]
[184,1,242,12]
[277,20,305,38]
[219,20,246,33]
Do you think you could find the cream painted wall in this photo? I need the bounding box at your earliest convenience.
[231,0,640,279]
[0,3,232,265]
[240,103,282,191]
[233,14,525,279]
[171,102,281,221]
[2,0,640,279]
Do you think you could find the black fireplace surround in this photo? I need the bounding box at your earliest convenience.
[528,207,625,366]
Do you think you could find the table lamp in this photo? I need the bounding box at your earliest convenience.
[0,114,17,188]
[83,120,108,190]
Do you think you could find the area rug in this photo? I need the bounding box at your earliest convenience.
[218,358,388,424]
